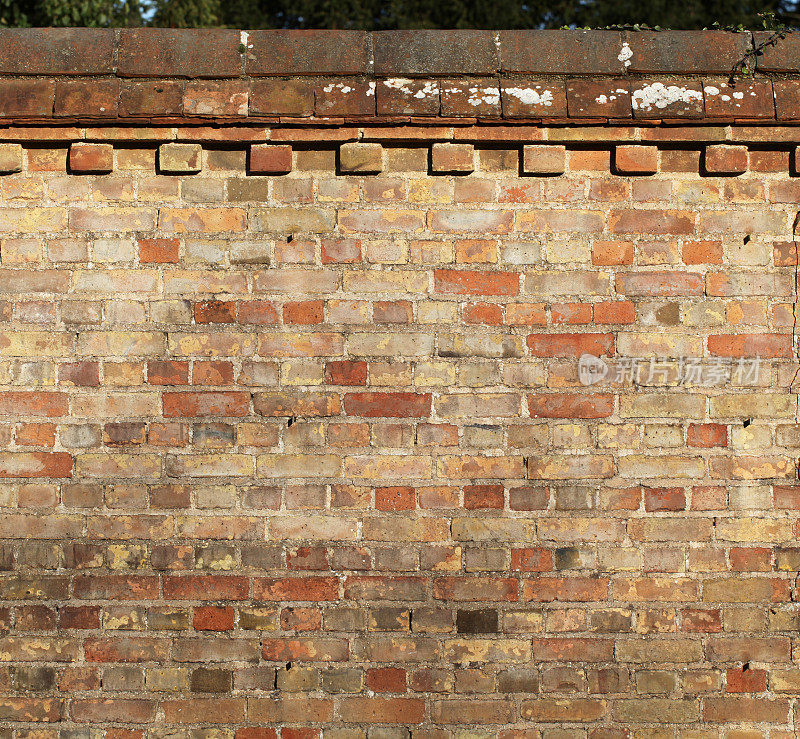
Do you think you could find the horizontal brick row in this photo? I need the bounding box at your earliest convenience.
[43,142,800,177]
[6,28,800,77]
[5,75,800,122]
[4,141,800,179]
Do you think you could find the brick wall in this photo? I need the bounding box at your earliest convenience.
[3,28,800,736]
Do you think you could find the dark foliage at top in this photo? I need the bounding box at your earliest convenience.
[0,0,797,29]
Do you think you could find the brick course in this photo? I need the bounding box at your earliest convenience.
[1,28,800,736]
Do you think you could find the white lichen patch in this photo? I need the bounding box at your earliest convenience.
[704,86,720,96]
[414,81,438,99]
[466,86,500,106]
[323,82,353,94]
[504,86,554,106]
[367,81,376,97]
[382,79,438,99]
[240,30,253,50]
[632,82,703,111]
[618,41,633,67]
[383,78,413,92]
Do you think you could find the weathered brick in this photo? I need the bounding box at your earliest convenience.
[69,143,113,173]
[339,143,383,174]
[614,145,658,174]
[0,144,23,173]
[431,143,474,174]
[249,144,292,174]
[159,143,202,174]
[705,145,748,175]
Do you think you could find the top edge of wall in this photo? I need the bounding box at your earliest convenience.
[0,28,797,77]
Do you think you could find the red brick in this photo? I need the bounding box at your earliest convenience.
[238,301,279,325]
[162,575,248,600]
[118,28,242,78]
[249,144,293,174]
[325,360,367,386]
[592,240,634,265]
[510,547,553,572]
[705,144,748,174]
[60,605,101,630]
[551,303,592,325]
[433,577,518,601]
[0,80,54,116]
[194,301,236,324]
[344,392,432,418]
[366,667,407,692]
[523,576,609,602]
[321,238,361,264]
[0,452,73,478]
[15,423,55,448]
[69,143,113,173]
[120,80,183,116]
[463,302,504,325]
[687,423,727,448]
[644,486,687,512]
[707,334,792,358]
[682,608,722,633]
[254,577,339,601]
[435,269,519,296]
[609,209,695,235]
[431,143,475,174]
[683,240,723,264]
[59,361,100,387]
[148,361,189,386]
[375,486,416,511]
[284,300,324,325]
[0,391,68,417]
[139,238,179,264]
[614,145,658,174]
[281,606,322,630]
[594,300,635,324]
[463,484,504,510]
[193,606,234,631]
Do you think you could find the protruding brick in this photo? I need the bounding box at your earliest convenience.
[704,144,748,175]
[522,145,566,175]
[158,143,202,174]
[339,143,383,174]
[614,145,657,175]
[431,143,474,174]
[69,143,113,174]
[0,143,23,173]
[249,144,292,175]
